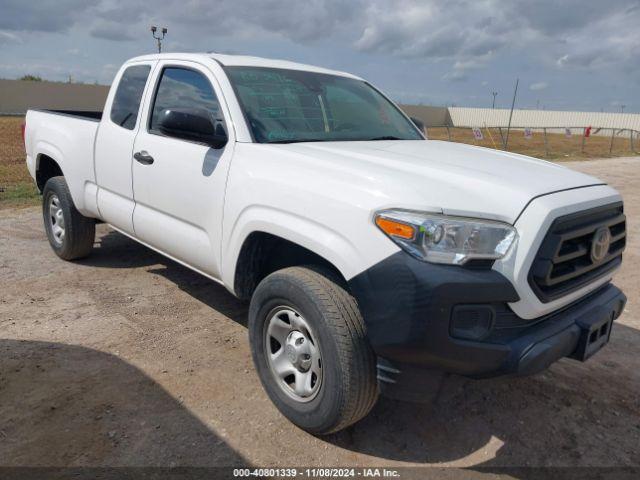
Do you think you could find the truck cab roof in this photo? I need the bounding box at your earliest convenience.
[125,52,361,80]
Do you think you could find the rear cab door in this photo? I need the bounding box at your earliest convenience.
[95,60,157,234]
[131,59,236,279]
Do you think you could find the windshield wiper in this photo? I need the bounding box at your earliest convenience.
[367,136,403,141]
[265,139,331,144]
[265,136,405,144]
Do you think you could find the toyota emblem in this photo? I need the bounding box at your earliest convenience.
[590,227,611,263]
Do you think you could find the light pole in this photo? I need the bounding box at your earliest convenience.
[504,78,519,149]
[621,105,626,113]
[491,91,498,109]
[151,26,168,53]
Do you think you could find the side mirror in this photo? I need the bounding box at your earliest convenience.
[158,108,228,149]
[410,116,425,134]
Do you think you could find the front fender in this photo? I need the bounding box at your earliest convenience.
[221,204,398,293]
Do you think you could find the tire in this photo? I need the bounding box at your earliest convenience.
[248,266,379,435]
[42,176,95,260]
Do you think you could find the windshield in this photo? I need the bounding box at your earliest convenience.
[225,66,423,144]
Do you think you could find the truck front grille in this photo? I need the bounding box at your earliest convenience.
[528,202,626,303]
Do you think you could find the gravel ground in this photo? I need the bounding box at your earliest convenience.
[0,157,638,472]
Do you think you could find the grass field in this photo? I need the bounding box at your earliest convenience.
[426,126,639,160]
[0,116,39,209]
[1,116,638,210]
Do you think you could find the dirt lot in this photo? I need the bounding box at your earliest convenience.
[0,157,638,474]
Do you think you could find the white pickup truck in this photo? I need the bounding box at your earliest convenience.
[25,53,627,434]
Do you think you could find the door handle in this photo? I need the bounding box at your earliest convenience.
[134,151,154,165]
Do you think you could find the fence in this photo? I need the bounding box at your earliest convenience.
[0,79,109,115]
[425,125,639,160]
[447,107,640,136]
[399,104,451,127]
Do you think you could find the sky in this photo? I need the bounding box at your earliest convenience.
[0,0,638,112]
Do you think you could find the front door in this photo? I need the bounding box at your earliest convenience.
[131,61,234,279]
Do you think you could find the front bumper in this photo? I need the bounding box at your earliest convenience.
[348,252,626,394]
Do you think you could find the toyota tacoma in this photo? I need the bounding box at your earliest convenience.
[24,53,627,434]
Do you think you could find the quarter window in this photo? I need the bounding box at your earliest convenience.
[149,67,223,133]
[110,65,151,130]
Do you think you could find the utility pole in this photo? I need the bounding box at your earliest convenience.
[504,78,519,150]
[491,91,498,109]
[151,26,168,53]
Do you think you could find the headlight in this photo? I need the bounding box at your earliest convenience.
[375,209,517,265]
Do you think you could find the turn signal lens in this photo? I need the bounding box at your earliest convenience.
[375,216,416,240]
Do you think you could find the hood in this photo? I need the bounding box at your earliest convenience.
[267,140,604,224]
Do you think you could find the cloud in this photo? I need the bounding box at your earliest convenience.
[0,0,639,109]
[0,0,99,32]
[0,0,364,43]
[0,61,95,81]
[556,54,569,67]
[553,7,640,73]
[443,57,492,82]
[513,0,616,35]
[529,82,548,91]
[353,0,640,78]
[81,0,365,43]
[0,30,22,45]
[90,22,136,41]
[354,1,512,60]
[1,0,638,79]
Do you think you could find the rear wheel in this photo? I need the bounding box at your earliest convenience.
[42,176,95,260]
[249,266,379,434]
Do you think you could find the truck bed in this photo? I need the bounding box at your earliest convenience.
[33,109,103,121]
[25,108,102,216]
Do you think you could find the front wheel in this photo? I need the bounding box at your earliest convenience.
[248,266,379,434]
[42,176,95,260]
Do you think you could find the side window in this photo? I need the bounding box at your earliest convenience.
[149,67,223,133]
[110,65,151,130]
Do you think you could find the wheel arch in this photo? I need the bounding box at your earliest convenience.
[231,230,352,301]
[34,145,65,192]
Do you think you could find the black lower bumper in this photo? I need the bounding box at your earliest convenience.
[348,252,626,396]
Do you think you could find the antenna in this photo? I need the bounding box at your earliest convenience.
[150,25,168,53]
